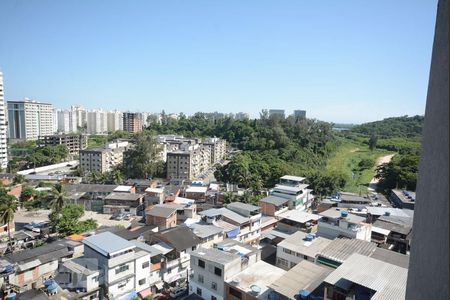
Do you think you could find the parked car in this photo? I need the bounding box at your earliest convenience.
[169,287,187,299]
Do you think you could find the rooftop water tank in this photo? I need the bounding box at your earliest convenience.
[384,211,391,216]
[250,285,261,296]
[341,211,348,218]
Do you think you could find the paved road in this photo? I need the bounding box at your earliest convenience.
[368,154,396,192]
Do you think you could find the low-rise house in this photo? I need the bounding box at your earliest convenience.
[373,215,413,254]
[366,207,411,223]
[103,192,145,216]
[276,210,320,233]
[145,187,165,205]
[336,192,373,209]
[185,186,208,202]
[172,197,198,222]
[269,175,315,211]
[317,208,372,241]
[55,258,101,299]
[125,179,153,193]
[389,189,416,210]
[322,253,407,300]
[259,196,290,217]
[268,260,332,300]
[147,226,202,287]
[64,184,118,213]
[113,185,136,193]
[114,225,158,241]
[82,232,151,299]
[225,260,285,300]
[145,204,178,230]
[227,202,262,245]
[0,240,83,294]
[316,238,377,269]
[276,231,332,270]
[187,222,225,248]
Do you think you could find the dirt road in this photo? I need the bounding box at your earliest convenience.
[368,154,395,192]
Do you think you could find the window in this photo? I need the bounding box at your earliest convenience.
[92,276,98,282]
[197,288,202,296]
[211,296,217,300]
[198,274,204,283]
[214,267,222,277]
[211,282,217,290]
[304,255,308,260]
[198,259,205,268]
[115,264,129,275]
[229,287,242,299]
[283,248,292,254]
[192,246,196,251]
[138,278,146,285]
[142,261,150,269]
[277,257,289,268]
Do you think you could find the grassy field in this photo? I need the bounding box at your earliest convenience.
[326,139,395,193]
[87,135,108,149]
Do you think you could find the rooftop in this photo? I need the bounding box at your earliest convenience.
[129,240,164,257]
[146,204,179,218]
[104,192,144,201]
[62,258,99,276]
[319,208,366,224]
[64,183,118,194]
[317,238,377,264]
[227,261,286,298]
[154,226,202,250]
[339,192,372,203]
[278,210,320,224]
[188,222,224,239]
[114,225,158,241]
[273,184,309,194]
[259,195,290,206]
[145,187,165,193]
[324,253,408,300]
[370,248,410,269]
[392,189,416,204]
[278,231,332,258]
[83,232,136,257]
[185,186,208,193]
[113,185,134,192]
[200,207,249,225]
[192,247,241,264]
[269,260,333,299]
[227,202,261,213]
[366,207,411,217]
[280,175,306,182]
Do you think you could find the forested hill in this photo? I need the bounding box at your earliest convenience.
[351,115,424,138]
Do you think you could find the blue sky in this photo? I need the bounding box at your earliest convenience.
[0,1,438,123]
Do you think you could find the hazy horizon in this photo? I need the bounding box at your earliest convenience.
[0,1,438,124]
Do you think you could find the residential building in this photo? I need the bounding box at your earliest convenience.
[187,222,224,248]
[202,137,226,165]
[55,258,101,299]
[38,134,87,155]
[54,109,78,133]
[293,110,306,118]
[259,196,290,217]
[64,184,118,213]
[372,215,413,254]
[269,175,315,211]
[234,112,249,120]
[316,208,372,241]
[268,109,285,119]
[82,232,151,299]
[323,253,407,300]
[0,72,8,169]
[269,260,332,300]
[166,144,211,181]
[103,192,145,216]
[79,146,125,174]
[7,99,54,141]
[71,105,87,131]
[389,189,416,210]
[336,192,373,209]
[145,204,178,230]
[225,260,285,300]
[0,240,83,294]
[147,226,202,287]
[123,112,143,133]
[145,187,165,205]
[275,210,320,233]
[275,231,332,270]
[86,109,108,134]
[107,110,123,132]
[185,186,208,202]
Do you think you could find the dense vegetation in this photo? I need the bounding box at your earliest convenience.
[148,112,347,198]
[351,115,424,138]
[7,145,69,172]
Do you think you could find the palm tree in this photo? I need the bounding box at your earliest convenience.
[50,183,66,213]
[89,172,100,184]
[0,195,18,244]
[112,170,123,185]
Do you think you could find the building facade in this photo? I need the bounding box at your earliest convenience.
[8,99,54,141]
[79,147,125,174]
[123,112,143,133]
[38,134,87,155]
[0,73,8,169]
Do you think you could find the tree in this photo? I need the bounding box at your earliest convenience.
[122,132,164,179]
[50,183,66,213]
[53,204,97,236]
[375,154,419,191]
[0,191,18,243]
[223,192,237,204]
[368,134,378,151]
[13,174,25,185]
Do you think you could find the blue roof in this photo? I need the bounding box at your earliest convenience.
[83,232,136,257]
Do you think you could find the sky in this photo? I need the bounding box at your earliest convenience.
[0,1,438,124]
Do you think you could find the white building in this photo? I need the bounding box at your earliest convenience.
[71,105,87,131]
[0,73,8,169]
[316,208,372,241]
[107,110,123,132]
[7,98,54,141]
[269,175,315,211]
[54,109,78,134]
[87,109,108,134]
[82,232,151,299]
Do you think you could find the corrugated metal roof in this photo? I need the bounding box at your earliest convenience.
[318,238,377,263]
[200,208,248,225]
[83,232,136,257]
[259,195,290,206]
[278,231,332,258]
[280,175,306,182]
[278,210,320,223]
[324,253,407,300]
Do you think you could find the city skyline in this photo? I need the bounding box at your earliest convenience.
[0,0,438,123]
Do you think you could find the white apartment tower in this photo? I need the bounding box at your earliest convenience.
[107,110,123,132]
[7,98,54,141]
[0,73,8,169]
[87,109,108,134]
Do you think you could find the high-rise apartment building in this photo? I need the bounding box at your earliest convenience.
[293,110,306,118]
[7,99,54,141]
[87,110,108,134]
[54,109,78,134]
[71,105,87,131]
[202,137,226,165]
[0,73,8,169]
[106,110,123,132]
[268,109,285,119]
[123,112,143,133]
[166,144,211,181]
